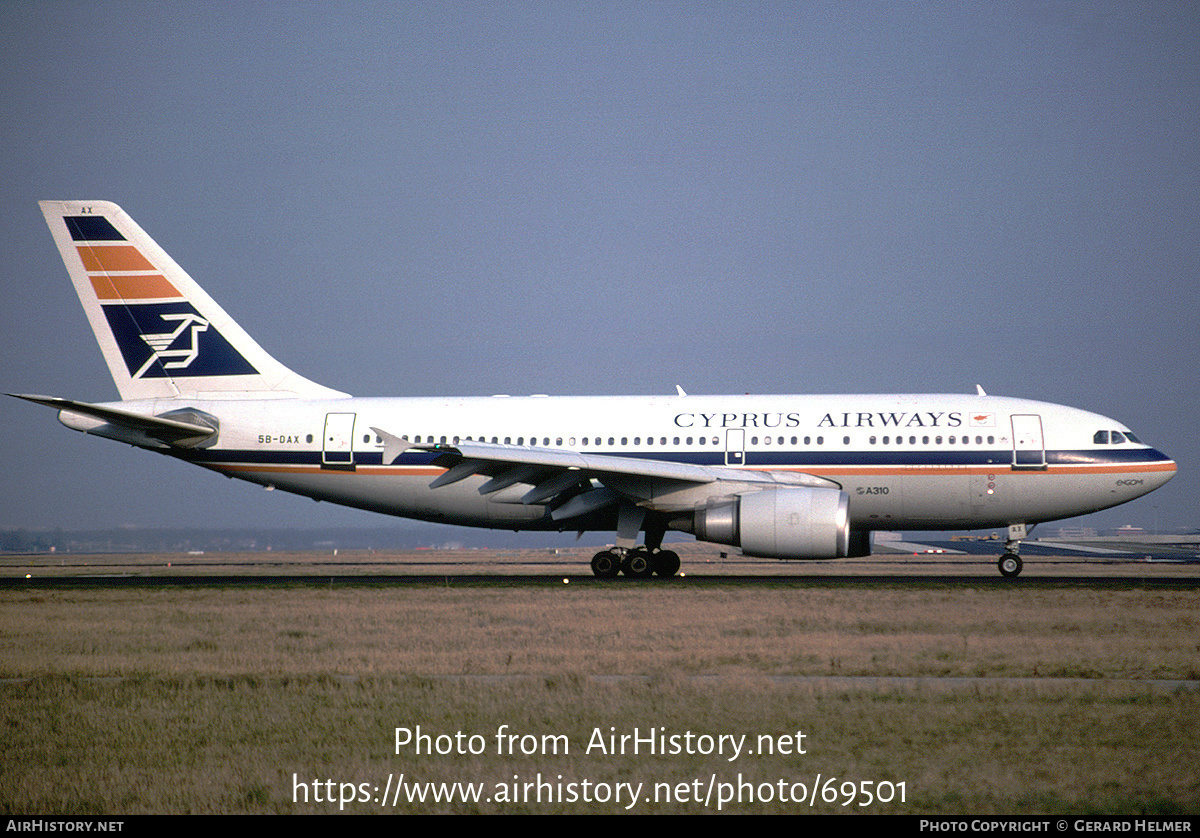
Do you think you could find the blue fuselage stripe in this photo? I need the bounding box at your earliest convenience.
[183,447,1172,470]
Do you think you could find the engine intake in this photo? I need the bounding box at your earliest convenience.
[692,487,853,559]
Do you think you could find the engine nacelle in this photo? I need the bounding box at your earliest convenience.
[692,487,852,559]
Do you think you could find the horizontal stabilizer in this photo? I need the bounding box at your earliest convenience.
[9,393,217,446]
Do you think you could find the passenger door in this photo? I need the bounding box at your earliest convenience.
[725,428,745,466]
[1011,414,1046,470]
[322,413,356,466]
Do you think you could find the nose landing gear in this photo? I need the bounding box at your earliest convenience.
[998,552,1023,578]
[997,523,1029,578]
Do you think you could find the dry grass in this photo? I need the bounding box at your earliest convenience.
[3,583,1197,680]
[1,577,1197,814]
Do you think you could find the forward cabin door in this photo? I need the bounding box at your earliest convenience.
[322,413,356,466]
[1011,414,1046,470]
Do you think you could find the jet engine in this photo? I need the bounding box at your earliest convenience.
[691,487,856,559]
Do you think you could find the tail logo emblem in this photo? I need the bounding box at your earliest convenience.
[135,312,210,378]
[103,301,258,380]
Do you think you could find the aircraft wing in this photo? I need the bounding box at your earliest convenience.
[372,428,839,521]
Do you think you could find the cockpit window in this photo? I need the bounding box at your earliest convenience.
[1095,429,1140,445]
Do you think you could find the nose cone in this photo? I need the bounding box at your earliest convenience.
[1132,444,1180,497]
[1142,448,1177,493]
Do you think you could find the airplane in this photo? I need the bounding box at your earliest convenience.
[12,200,1178,578]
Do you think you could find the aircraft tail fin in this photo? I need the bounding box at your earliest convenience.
[38,200,347,401]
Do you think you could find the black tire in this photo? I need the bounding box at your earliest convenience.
[998,553,1023,578]
[622,548,654,578]
[653,550,681,577]
[591,550,621,578]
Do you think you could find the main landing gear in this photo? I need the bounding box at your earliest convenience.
[590,547,681,579]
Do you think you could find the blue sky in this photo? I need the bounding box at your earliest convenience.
[2,1,1196,535]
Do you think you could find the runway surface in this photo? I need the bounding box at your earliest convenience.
[3,540,1198,587]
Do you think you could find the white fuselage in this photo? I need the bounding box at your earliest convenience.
[72,392,1176,535]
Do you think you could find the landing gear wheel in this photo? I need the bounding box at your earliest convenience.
[591,549,621,579]
[653,550,681,578]
[998,553,1023,578]
[622,548,654,578]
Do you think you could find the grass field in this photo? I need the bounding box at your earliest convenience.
[1,554,1197,814]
